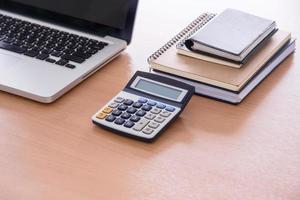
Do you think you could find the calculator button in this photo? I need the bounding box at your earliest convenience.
[144,113,156,120]
[124,121,135,128]
[133,118,150,131]
[114,97,125,103]
[114,118,125,125]
[148,122,160,129]
[136,110,146,117]
[112,110,122,116]
[147,100,157,106]
[165,106,175,112]
[138,98,148,103]
[142,105,152,111]
[142,127,154,135]
[127,107,137,114]
[154,116,165,123]
[132,102,143,108]
[156,103,166,109]
[150,108,161,114]
[118,104,128,111]
[160,111,171,118]
[96,112,107,119]
[105,115,116,122]
[123,99,134,106]
[121,112,131,119]
[108,102,119,108]
[130,115,141,122]
[102,107,113,114]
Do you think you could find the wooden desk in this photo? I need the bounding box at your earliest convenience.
[1,1,300,199]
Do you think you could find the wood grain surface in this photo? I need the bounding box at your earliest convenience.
[1,0,300,199]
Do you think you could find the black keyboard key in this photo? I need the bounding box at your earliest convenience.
[75,46,84,52]
[45,58,56,63]
[52,33,62,38]
[51,50,63,57]
[101,42,108,46]
[11,40,22,46]
[87,49,98,55]
[79,36,89,42]
[63,48,74,54]
[31,46,43,52]
[66,39,76,45]
[72,52,92,59]
[56,59,68,66]
[44,43,55,49]
[65,64,76,69]
[2,37,14,43]
[82,53,92,59]
[61,54,85,63]
[93,45,105,51]
[36,53,49,60]
[0,41,25,53]
[41,48,52,54]
[24,50,39,57]
[54,46,64,51]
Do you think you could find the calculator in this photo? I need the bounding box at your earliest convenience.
[92,71,195,142]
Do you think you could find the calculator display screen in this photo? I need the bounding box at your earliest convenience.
[134,78,183,101]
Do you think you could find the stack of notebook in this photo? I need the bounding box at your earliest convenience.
[148,9,296,104]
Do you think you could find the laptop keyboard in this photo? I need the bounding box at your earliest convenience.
[0,13,109,69]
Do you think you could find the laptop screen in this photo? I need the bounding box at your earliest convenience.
[6,0,130,29]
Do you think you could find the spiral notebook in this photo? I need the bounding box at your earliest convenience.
[147,13,291,92]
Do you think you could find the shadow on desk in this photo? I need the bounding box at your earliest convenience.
[177,54,295,135]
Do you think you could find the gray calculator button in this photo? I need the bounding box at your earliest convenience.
[133,118,150,131]
[160,111,171,118]
[148,122,160,129]
[154,116,165,123]
[142,127,154,135]
[144,113,156,120]
[150,108,161,114]
[108,102,119,108]
[114,97,125,103]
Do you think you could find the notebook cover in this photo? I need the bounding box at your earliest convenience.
[186,9,276,56]
[149,29,291,91]
[180,29,278,67]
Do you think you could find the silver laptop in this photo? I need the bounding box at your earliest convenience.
[0,0,138,103]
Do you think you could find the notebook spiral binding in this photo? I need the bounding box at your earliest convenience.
[147,12,216,64]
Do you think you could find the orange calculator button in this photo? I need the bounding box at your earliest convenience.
[102,107,113,114]
[96,112,107,119]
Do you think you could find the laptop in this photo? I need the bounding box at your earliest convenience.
[0,0,138,103]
